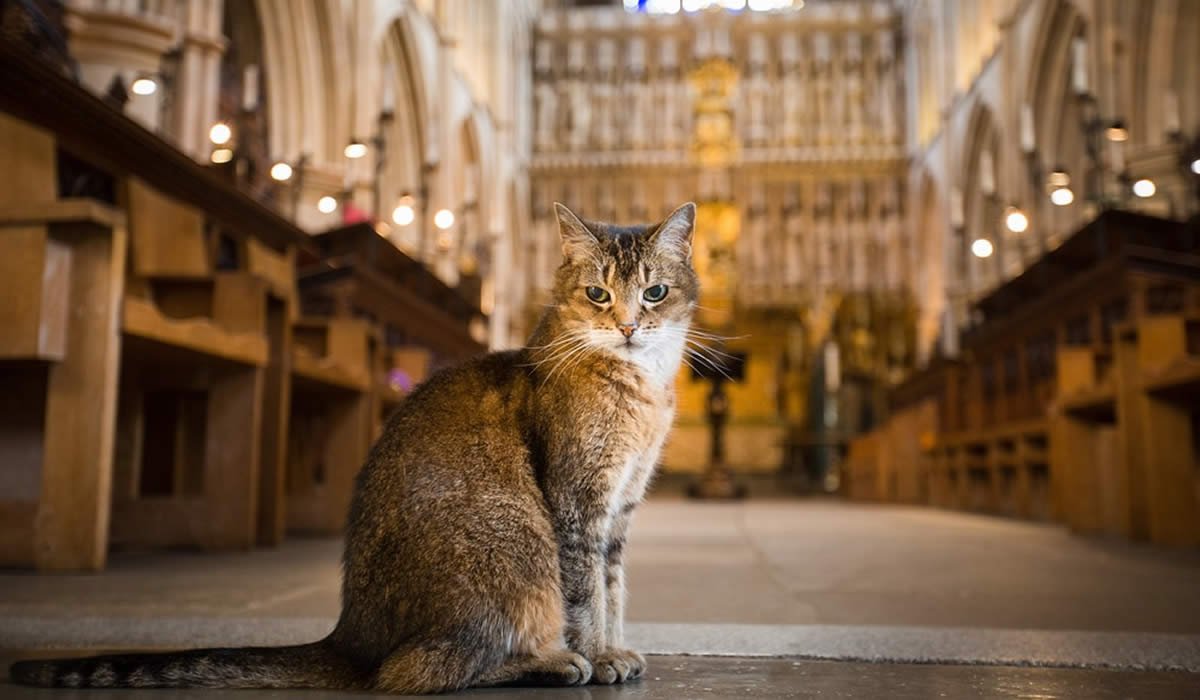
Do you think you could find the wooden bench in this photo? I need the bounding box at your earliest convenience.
[285,318,375,535]
[0,46,313,568]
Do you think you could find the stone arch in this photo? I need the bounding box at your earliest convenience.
[960,99,1001,297]
[254,0,350,166]
[1023,0,1086,246]
[379,16,432,254]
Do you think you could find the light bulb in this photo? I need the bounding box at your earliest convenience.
[971,238,994,258]
[1004,207,1029,233]
[1191,158,1200,175]
[344,141,368,159]
[392,204,415,226]
[210,148,233,164]
[1049,187,1074,206]
[1046,168,1070,188]
[1132,178,1156,198]
[1105,122,1128,142]
[209,122,232,145]
[434,208,455,230]
[131,77,158,96]
[269,162,293,181]
[318,196,338,214]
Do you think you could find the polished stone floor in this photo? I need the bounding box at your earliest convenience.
[2,654,1199,699]
[2,500,1200,696]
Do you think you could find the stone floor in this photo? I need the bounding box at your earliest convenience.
[2,653,1199,699]
[3,499,1200,696]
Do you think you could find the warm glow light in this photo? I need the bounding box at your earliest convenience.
[392,205,415,226]
[1132,178,1156,198]
[971,238,994,258]
[1047,168,1070,188]
[317,195,338,214]
[131,77,158,96]
[1004,207,1029,233]
[344,141,368,159]
[270,162,293,181]
[434,208,455,230]
[1049,187,1074,206]
[209,122,232,145]
[210,148,233,164]
[1192,158,1200,175]
[1105,122,1128,142]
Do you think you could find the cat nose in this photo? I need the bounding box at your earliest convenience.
[618,322,638,338]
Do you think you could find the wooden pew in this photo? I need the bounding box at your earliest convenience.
[106,178,273,552]
[0,44,313,568]
[285,318,375,535]
[1111,314,1200,546]
[877,212,1196,535]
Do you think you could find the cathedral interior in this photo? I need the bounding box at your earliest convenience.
[0,0,1199,696]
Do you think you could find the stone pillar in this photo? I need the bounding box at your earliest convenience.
[65,1,176,131]
[170,0,226,159]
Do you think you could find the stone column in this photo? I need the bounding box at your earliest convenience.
[65,0,176,131]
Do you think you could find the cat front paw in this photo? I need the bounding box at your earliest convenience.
[588,648,646,685]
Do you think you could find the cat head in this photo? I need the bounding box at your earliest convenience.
[547,202,699,369]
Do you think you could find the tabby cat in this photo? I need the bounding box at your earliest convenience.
[11,201,699,693]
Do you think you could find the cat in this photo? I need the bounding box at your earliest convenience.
[10,201,699,693]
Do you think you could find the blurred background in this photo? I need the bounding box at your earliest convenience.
[0,0,1198,690]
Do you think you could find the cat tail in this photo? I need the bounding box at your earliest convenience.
[9,639,365,690]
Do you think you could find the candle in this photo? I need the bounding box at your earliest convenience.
[1020,103,1035,154]
[1071,36,1088,95]
[1165,91,1181,135]
[242,64,259,111]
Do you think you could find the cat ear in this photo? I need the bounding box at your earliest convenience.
[554,202,598,260]
[649,202,696,260]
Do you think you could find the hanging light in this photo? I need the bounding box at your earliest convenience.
[209,122,232,145]
[392,195,416,226]
[434,208,455,230]
[1105,120,1128,142]
[317,195,338,214]
[344,140,368,159]
[130,76,158,96]
[1046,167,1070,189]
[1004,206,1029,233]
[1049,187,1074,206]
[269,162,294,181]
[210,148,234,164]
[971,238,994,259]
[1132,178,1156,198]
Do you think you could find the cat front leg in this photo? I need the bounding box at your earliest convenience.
[555,519,608,661]
[596,506,646,682]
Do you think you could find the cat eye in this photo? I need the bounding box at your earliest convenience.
[585,286,611,304]
[643,284,669,303]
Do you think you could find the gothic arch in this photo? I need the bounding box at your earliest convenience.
[379,17,431,254]
[960,100,1001,296]
[254,0,352,167]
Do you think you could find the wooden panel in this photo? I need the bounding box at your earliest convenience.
[212,272,268,335]
[122,296,268,366]
[0,112,56,205]
[257,297,293,546]
[246,238,297,305]
[35,214,127,570]
[126,178,210,279]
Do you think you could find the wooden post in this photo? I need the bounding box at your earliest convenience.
[0,202,127,571]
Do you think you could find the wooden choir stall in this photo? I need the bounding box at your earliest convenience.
[0,44,486,571]
[845,211,1200,547]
